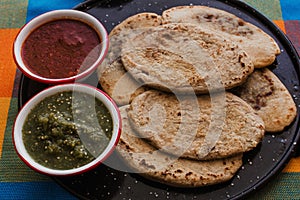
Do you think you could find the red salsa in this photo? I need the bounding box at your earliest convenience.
[22,19,101,79]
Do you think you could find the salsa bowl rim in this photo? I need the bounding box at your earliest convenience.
[13,9,109,84]
[13,83,122,176]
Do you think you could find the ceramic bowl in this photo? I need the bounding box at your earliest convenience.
[13,9,109,84]
[13,83,121,176]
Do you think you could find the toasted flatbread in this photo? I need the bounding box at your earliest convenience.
[233,68,297,132]
[162,5,280,68]
[127,90,265,160]
[110,12,163,36]
[117,106,243,187]
[121,23,254,94]
[106,12,163,63]
[99,59,147,105]
[98,13,162,105]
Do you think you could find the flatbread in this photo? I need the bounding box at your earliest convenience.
[117,106,243,187]
[127,90,265,160]
[105,12,163,63]
[162,5,280,68]
[98,13,162,105]
[121,23,254,94]
[233,68,297,132]
[99,59,147,106]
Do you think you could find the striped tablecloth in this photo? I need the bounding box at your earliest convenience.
[0,0,299,199]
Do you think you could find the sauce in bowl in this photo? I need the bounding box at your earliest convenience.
[22,90,113,170]
[21,19,101,79]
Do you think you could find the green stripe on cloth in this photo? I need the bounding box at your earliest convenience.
[0,98,48,182]
[243,0,283,20]
[0,182,77,199]
[0,0,28,28]
[246,173,300,200]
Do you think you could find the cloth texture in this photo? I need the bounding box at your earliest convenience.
[0,0,299,199]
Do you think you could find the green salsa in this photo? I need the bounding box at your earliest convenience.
[22,91,113,170]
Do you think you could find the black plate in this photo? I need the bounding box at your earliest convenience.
[18,0,300,199]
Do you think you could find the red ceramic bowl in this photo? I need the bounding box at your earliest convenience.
[13,83,121,176]
[13,9,109,84]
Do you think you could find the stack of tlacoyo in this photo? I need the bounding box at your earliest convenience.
[98,5,297,187]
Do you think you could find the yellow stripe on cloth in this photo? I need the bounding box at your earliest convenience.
[0,29,18,97]
[273,20,286,33]
[0,98,11,158]
[283,157,300,172]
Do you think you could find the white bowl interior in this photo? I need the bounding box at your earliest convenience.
[14,10,109,83]
[14,84,120,176]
